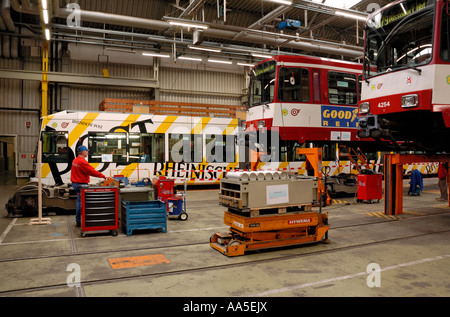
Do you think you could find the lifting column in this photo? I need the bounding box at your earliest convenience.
[384,154,450,216]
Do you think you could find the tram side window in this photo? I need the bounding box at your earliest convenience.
[328,72,357,105]
[441,8,450,62]
[169,134,202,163]
[206,134,235,163]
[129,133,165,163]
[280,141,303,162]
[42,131,69,163]
[278,67,310,102]
[88,132,127,164]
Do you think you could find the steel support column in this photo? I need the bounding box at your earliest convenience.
[41,42,49,117]
[384,154,450,215]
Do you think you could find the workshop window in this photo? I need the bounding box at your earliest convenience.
[169,133,202,163]
[42,131,69,163]
[328,72,358,105]
[129,133,165,163]
[88,132,127,164]
[206,134,235,163]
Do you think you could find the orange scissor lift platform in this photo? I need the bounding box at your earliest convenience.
[210,209,329,257]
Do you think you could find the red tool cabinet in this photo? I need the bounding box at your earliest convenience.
[81,187,119,237]
[357,173,382,203]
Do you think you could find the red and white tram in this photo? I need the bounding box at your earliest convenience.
[245,55,380,174]
[357,0,450,151]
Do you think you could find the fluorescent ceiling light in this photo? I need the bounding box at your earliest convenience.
[268,0,293,5]
[179,56,202,61]
[142,52,171,58]
[45,28,51,41]
[252,53,272,59]
[168,21,209,30]
[335,10,367,21]
[208,59,232,64]
[188,45,222,53]
[41,0,47,10]
[43,9,49,24]
[237,63,255,67]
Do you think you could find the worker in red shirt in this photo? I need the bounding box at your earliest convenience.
[71,145,107,227]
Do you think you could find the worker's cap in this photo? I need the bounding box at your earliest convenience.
[77,145,89,152]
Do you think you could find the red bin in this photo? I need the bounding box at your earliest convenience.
[357,173,382,203]
[152,176,175,201]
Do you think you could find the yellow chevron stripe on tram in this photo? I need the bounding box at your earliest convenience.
[223,119,238,135]
[191,117,212,134]
[68,112,100,146]
[41,163,51,179]
[118,163,139,178]
[155,116,178,134]
[117,114,141,132]
[41,114,55,130]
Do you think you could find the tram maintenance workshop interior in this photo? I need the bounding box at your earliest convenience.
[1,0,450,300]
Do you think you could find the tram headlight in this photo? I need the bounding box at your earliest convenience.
[359,102,370,114]
[258,120,265,129]
[401,94,419,108]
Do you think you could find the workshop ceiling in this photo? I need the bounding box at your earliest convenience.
[7,0,393,63]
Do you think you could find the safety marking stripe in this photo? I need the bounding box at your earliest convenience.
[155,116,178,134]
[366,211,398,220]
[432,204,450,209]
[332,199,350,204]
[108,254,170,269]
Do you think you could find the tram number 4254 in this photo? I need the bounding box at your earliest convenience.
[377,101,390,108]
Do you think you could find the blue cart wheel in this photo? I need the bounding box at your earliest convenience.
[179,213,188,221]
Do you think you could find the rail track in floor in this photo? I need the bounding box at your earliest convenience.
[1,210,449,296]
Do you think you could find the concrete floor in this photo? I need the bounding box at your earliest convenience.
[0,172,449,299]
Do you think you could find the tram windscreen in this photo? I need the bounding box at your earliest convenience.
[248,60,276,108]
[364,0,435,78]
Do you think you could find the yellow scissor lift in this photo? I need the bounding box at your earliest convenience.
[210,210,329,257]
[210,148,329,257]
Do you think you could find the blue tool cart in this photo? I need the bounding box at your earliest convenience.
[121,200,167,236]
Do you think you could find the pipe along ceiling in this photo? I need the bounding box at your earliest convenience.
[3,0,364,60]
